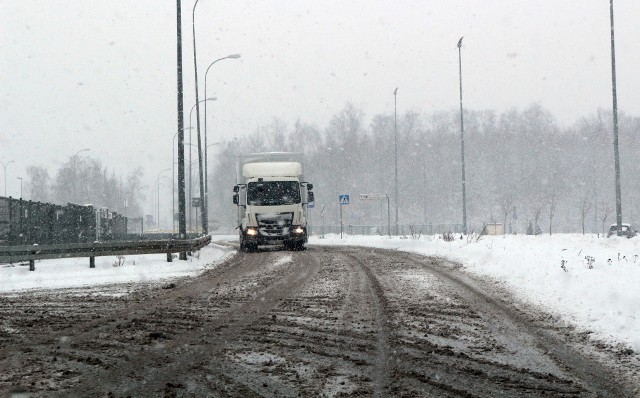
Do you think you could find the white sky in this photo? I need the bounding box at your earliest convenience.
[2,1,640,215]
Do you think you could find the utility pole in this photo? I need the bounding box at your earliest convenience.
[458,36,468,234]
[1,160,14,197]
[176,0,187,259]
[393,87,399,236]
[609,0,623,236]
[192,0,207,234]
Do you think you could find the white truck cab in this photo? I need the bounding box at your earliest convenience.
[233,153,314,251]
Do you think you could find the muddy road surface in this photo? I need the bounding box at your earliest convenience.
[1,245,639,397]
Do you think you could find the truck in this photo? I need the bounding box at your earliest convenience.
[233,152,314,251]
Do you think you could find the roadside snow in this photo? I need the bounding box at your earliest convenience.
[0,240,234,293]
[311,233,640,351]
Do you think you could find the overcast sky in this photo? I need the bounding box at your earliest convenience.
[2,1,640,213]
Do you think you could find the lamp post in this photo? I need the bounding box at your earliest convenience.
[457,36,468,234]
[182,158,202,232]
[191,0,207,234]
[72,148,90,203]
[156,168,170,230]
[183,142,216,225]
[176,0,187,259]
[393,87,398,235]
[173,127,193,233]
[17,177,23,199]
[204,54,241,233]
[1,160,14,196]
[609,0,623,236]
[188,98,216,231]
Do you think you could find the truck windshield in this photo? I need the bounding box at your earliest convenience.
[247,181,301,206]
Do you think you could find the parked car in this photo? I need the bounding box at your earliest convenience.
[606,223,637,238]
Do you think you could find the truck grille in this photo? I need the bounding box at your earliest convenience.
[256,212,293,237]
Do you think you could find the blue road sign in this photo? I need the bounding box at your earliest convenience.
[339,194,350,205]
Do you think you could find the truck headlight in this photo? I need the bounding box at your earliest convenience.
[293,226,305,234]
[246,228,258,236]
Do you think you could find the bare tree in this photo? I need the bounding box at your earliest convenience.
[500,193,514,236]
[124,167,146,218]
[548,190,559,236]
[26,166,50,202]
[527,193,546,235]
[579,191,593,235]
[50,156,139,215]
[599,201,612,236]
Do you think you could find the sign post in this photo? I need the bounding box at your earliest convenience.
[320,204,326,238]
[339,194,350,239]
[359,194,391,237]
[192,197,201,234]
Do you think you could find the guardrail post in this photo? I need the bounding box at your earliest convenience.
[29,259,35,271]
[90,256,95,268]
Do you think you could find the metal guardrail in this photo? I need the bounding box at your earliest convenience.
[0,235,212,271]
[311,224,463,236]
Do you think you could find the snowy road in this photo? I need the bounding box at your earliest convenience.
[1,245,638,397]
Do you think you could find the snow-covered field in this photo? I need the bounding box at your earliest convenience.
[1,233,638,352]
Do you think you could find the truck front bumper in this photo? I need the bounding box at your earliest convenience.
[243,225,307,245]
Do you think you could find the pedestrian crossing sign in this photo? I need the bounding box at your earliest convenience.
[339,194,350,205]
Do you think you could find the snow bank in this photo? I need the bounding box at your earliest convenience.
[0,241,234,293]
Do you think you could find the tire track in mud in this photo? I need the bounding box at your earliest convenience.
[216,247,395,397]
[355,247,636,397]
[342,251,392,397]
[0,249,320,397]
[1,244,638,397]
[64,249,321,397]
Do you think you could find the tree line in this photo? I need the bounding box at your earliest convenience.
[24,156,145,219]
[208,103,640,235]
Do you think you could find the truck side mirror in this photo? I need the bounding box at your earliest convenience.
[307,183,313,191]
[233,194,239,205]
[308,191,315,203]
[233,185,240,193]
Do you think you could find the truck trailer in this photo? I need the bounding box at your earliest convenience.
[233,152,314,251]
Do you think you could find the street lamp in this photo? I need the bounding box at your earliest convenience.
[609,0,623,236]
[173,127,193,233]
[188,97,216,231]
[156,168,170,230]
[457,36,468,234]
[73,148,90,159]
[191,0,207,234]
[176,0,187,259]
[1,160,15,196]
[204,53,241,233]
[17,177,23,199]
[184,141,207,229]
[72,148,90,203]
[393,87,398,235]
